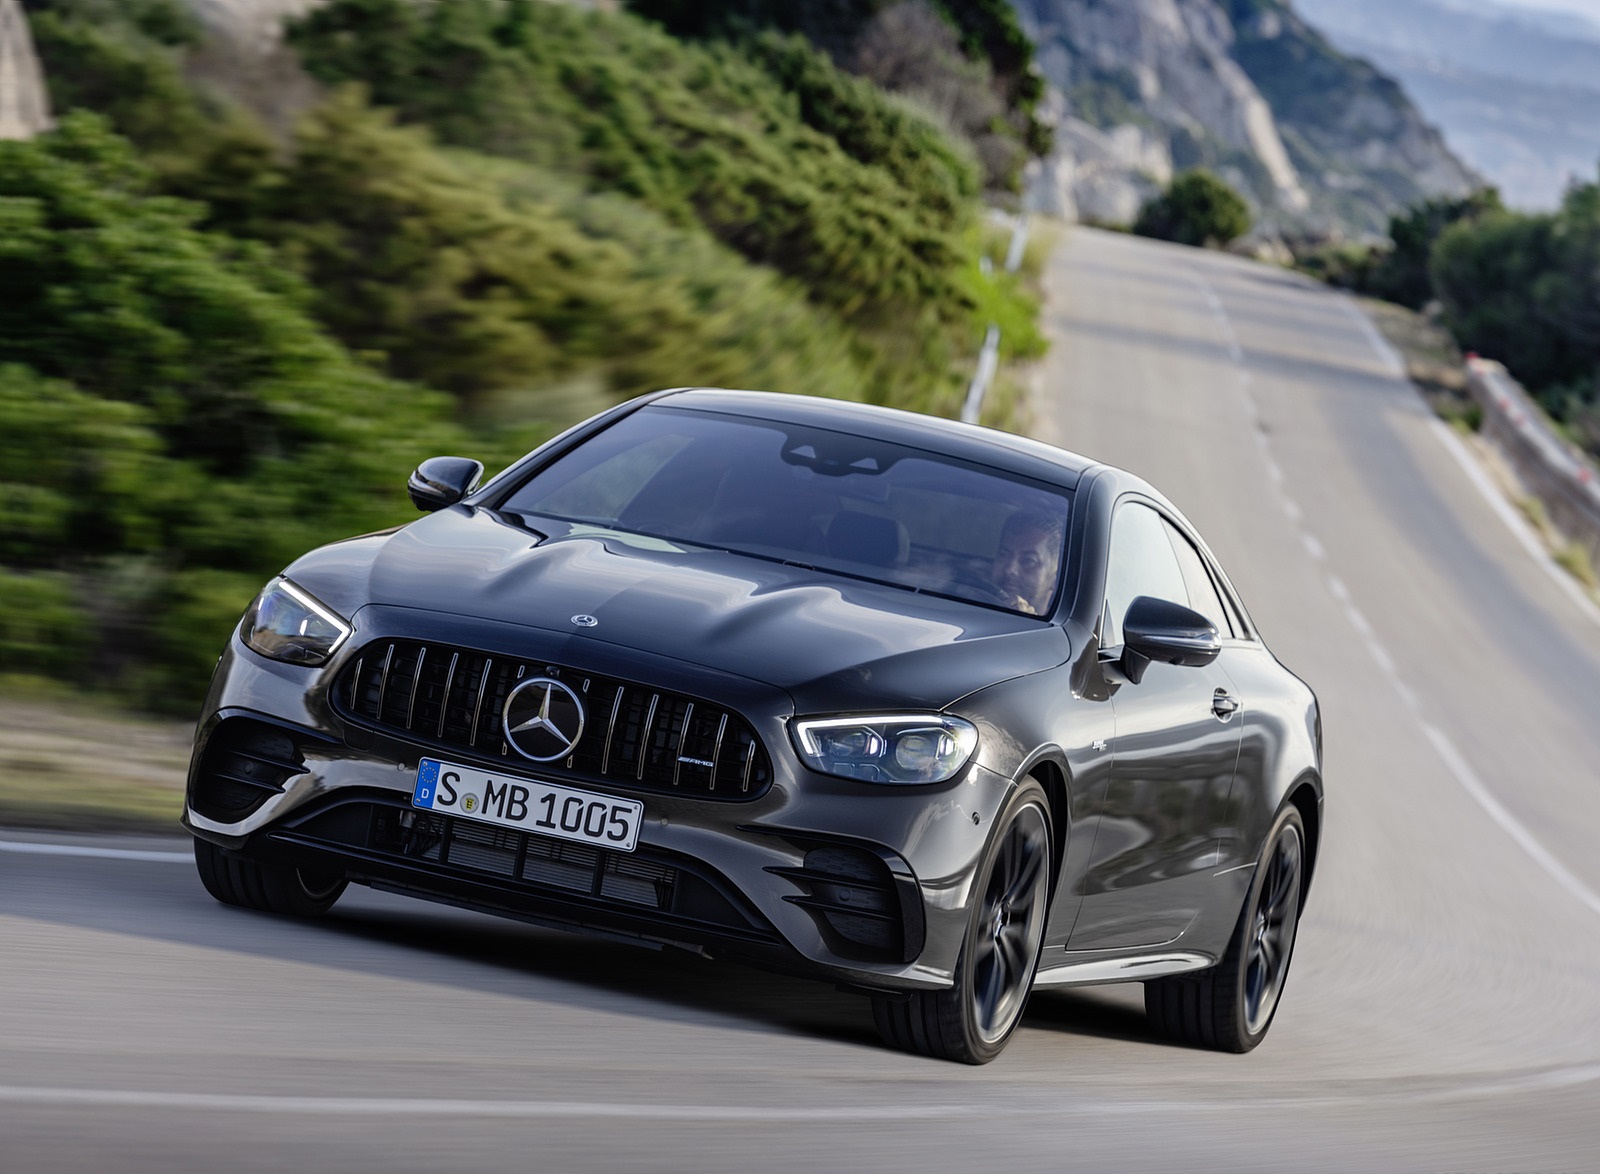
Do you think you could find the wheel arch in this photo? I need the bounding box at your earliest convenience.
[1014,747,1073,896]
[1286,771,1322,909]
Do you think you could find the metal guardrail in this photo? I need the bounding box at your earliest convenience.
[1464,357,1600,565]
[961,215,1029,425]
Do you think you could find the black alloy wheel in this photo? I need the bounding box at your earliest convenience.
[1145,803,1305,1052]
[873,779,1052,1064]
[193,838,347,917]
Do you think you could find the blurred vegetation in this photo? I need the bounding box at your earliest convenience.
[11,0,1042,715]
[623,0,1051,189]
[1,115,469,707]
[1132,170,1252,249]
[286,0,976,319]
[1297,179,1600,460]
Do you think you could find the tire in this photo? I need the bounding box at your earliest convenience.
[872,779,1052,1064]
[193,838,346,918]
[1145,803,1305,1052]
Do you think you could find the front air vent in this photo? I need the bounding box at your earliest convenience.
[769,843,925,964]
[190,717,307,821]
[333,640,771,800]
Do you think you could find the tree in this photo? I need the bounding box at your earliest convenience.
[1133,170,1253,248]
[1366,188,1503,310]
[1431,179,1600,430]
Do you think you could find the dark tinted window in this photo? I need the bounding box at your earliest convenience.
[502,407,1072,615]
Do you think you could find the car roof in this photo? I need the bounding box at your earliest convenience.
[652,388,1098,489]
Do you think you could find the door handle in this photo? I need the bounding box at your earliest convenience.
[1211,689,1239,719]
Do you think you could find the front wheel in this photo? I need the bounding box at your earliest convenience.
[1145,803,1305,1052]
[194,838,347,918]
[872,779,1052,1064]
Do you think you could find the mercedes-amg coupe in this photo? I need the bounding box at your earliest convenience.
[186,389,1322,1063]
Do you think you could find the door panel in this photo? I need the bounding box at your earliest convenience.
[1068,657,1242,948]
[1066,500,1244,951]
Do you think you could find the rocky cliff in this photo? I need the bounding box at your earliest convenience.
[1013,0,1479,239]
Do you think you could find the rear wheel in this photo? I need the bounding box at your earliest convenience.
[873,780,1052,1064]
[1145,803,1304,1052]
[193,838,346,918]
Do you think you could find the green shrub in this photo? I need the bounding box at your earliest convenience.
[0,569,92,678]
[136,568,265,712]
[2,115,470,708]
[1364,189,1503,310]
[1133,170,1252,249]
[287,0,975,319]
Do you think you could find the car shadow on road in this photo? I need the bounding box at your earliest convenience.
[11,851,1175,1059]
[1022,986,1165,1047]
[301,895,891,1053]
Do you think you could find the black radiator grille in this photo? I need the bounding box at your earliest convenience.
[268,798,778,943]
[335,639,771,799]
[369,809,678,910]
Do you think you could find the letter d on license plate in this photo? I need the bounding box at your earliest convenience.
[413,758,643,852]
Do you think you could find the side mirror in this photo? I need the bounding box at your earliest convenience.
[1120,595,1220,684]
[408,456,484,512]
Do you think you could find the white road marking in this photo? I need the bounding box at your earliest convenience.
[1365,641,1398,677]
[1337,296,1407,379]
[5,1061,1599,1117]
[1188,267,1600,920]
[1428,419,1600,631]
[1421,724,1600,918]
[0,840,189,864]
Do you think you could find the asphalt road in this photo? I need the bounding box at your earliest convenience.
[5,227,1600,1172]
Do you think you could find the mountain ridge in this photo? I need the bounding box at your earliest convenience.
[1294,0,1600,209]
[1016,0,1478,238]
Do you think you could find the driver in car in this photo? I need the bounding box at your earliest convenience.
[992,510,1063,615]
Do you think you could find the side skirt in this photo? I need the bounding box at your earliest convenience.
[1031,951,1213,988]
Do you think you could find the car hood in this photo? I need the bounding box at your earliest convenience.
[294,507,1069,712]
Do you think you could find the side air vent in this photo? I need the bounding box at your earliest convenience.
[189,717,307,821]
[769,842,925,964]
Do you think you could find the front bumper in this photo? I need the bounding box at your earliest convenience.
[186,607,1016,991]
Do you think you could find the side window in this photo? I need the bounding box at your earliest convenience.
[1219,584,1251,640]
[1162,519,1233,638]
[1104,503,1188,645]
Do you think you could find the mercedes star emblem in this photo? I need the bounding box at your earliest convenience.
[502,677,585,762]
[570,614,599,628]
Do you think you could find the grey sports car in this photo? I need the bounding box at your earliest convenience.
[186,388,1322,1063]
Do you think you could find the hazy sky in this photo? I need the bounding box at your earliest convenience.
[1486,0,1600,23]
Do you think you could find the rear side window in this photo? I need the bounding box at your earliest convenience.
[1162,519,1233,638]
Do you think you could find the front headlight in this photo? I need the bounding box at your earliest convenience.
[240,577,351,666]
[791,714,978,784]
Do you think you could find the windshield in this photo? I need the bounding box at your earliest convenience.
[501,406,1072,616]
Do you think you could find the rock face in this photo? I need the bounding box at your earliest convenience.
[1014,0,1479,238]
[1295,0,1600,211]
[0,0,52,140]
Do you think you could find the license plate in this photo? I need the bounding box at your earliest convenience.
[413,758,643,852]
